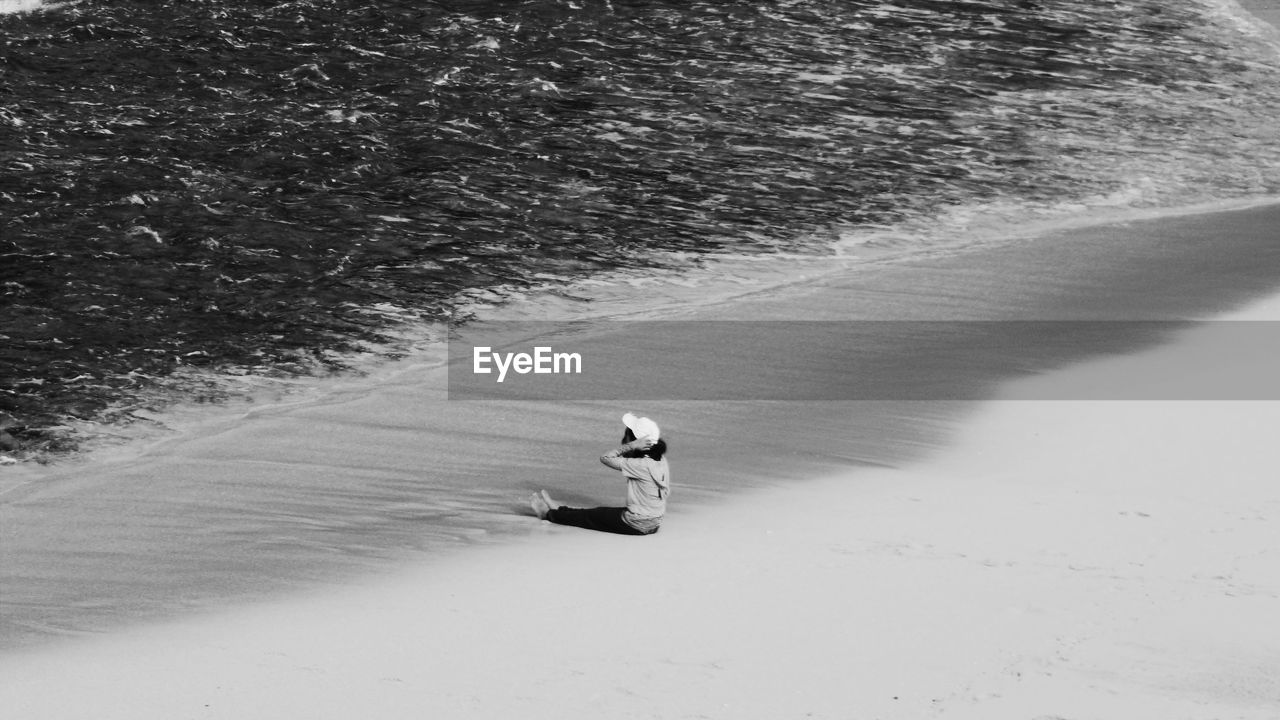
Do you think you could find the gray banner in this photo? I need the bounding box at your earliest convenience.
[446,321,1280,400]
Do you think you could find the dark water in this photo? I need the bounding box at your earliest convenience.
[3,0,1280,453]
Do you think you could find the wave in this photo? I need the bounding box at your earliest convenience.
[3,0,1280,456]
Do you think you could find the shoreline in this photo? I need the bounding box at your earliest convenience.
[1238,0,1280,31]
[3,277,1279,719]
[3,193,1275,474]
[7,193,1280,475]
[4,199,1280,654]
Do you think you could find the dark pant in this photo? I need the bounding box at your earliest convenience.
[545,506,654,536]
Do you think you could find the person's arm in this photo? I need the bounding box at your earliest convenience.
[600,439,653,470]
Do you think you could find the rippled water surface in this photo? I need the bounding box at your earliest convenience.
[3,0,1280,452]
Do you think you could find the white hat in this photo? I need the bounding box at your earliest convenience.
[622,412,660,441]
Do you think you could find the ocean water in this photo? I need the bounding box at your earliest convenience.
[3,0,1280,454]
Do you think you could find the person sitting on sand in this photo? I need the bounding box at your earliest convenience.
[531,413,669,536]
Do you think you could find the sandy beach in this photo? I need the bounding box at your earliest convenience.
[3,293,1279,720]
[3,196,1280,719]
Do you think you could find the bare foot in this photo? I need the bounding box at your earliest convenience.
[540,490,559,511]
[530,492,551,520]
